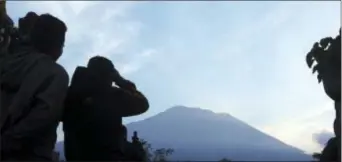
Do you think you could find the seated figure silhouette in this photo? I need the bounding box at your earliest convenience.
[0,13,69,161]
[63,56,149,161]
[121,126,146,161]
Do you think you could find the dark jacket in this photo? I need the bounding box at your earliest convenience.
[63,66,149,161]
[0,48,69,161]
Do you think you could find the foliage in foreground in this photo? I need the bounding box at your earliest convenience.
[140,139,174,162]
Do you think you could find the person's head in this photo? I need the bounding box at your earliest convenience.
[87,56,115,86]
[18,12,38,36]
[31,14,67,61]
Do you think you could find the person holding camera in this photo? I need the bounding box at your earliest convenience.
[63,56,149,161]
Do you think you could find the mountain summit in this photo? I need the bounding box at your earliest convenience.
[126,106,311,161]
[56,106,311,161]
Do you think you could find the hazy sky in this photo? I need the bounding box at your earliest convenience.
[8,1,340,154]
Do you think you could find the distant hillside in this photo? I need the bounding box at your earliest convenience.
[55,106,312,161]
[126,106,312,161]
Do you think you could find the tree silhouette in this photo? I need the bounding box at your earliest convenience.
[306,29,341,101]
[312,152,321,161]
[140,139,174,162]
[152,148,174,162]
[306,29,341,162]
[140,139,153,162]
[218,158,232,162]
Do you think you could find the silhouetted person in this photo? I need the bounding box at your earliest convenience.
[121,127,146,161]
[9,12,39,53]
[132,131,139,144]
[0,14,68,161]
[63,56,149,161]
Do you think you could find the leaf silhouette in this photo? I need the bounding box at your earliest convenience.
[306,51,314,68]
[320,37,333,50]
[317,74,322,83]
[312,64,319,74]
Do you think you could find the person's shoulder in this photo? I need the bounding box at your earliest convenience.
[20,51,68,79]
[53,63,69,81]
[70,66,88,83]
[37,55,69,83]
[69,66,95,91]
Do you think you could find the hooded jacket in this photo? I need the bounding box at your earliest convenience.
[0,47,69,160]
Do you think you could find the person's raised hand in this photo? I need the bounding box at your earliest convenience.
[111,67,122,83]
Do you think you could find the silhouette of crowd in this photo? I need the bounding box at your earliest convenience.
[0,4,148,162]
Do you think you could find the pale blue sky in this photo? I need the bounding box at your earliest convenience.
[8,1,340,153]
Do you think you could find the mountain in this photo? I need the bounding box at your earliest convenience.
[55,106,312,161]
[126,106,311,161]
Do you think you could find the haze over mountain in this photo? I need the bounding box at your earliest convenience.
[55,106,312,161]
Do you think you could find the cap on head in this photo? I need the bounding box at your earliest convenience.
[87,56,115,75]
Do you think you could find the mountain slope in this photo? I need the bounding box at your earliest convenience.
[55,106,312,161]
[126,106,311,161]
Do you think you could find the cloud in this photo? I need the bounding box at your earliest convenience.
[261,101,335,153]
[8,1,153,76]
[116,48,157,75]
[312,130,334,148]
